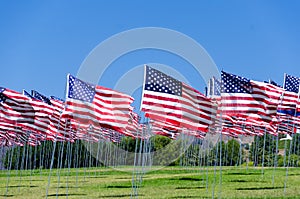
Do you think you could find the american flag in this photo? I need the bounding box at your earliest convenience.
[207,76,221,98]
[277,90,298,116]
[0,88,53,144]
[32,90,52,105]
[221,71,283,122]
[284,74,300,93]
[0,87,36,124]
[150,120,180,139]
[208,78,213,97]
[123,110,141,137]
[22,90,58,138]
[23,90,33,98]
[50,95,64,102]
[63,74,134,132]
[270,80,281,88]
[284,74,300,116]
[26,90,73,141]
[277,74,300,130]
[213,76,221,96]
[49,95,76,141]
[141,65,217,132]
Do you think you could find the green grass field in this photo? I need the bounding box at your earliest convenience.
[0,166,299,198]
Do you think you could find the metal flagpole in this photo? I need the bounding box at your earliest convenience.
[5,145,14,197]
[18,141,27,192]
[284,75,300,193]
[45,105,66,198]
[270,74,287,184]
[261,127,267,177]
[272,132,279,186]
[55,122,68,198]
[212,133,220,199]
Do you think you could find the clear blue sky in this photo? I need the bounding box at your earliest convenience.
[1,1,299,110]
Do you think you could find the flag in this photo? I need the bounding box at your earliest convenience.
[32,90,52,105]
[208,78,213,97]
[207,76,221,98]
[277,74,298,116]
[213,76,221,96]
[23,90,33,98]
[284,74,300,93]
[0,87,52,144]
[0,87,35,124]
[277,74,300,130]
[141,65,217,132]
[63,74,134,132]
[21,90,57,140]
[150,120,180,139]
[26,90,74,141]
[270,80,281,88]
[50,95,64,102]
[283,74,300,115]
[123,110,141,137]
[221,71,283,122]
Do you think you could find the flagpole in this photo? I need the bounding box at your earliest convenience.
[46,75,70,198]
[284,75,300,193]
[215,75,223,199]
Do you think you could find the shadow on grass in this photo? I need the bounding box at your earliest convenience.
[229,179,266,183]
[115,177,130,179]
[46,193,87,197]
[0,195,14,197]
[58,186,78,189]
[170,196,209,198]
[236,186,284,190]
[51,180,88,183]
[106,185,137,188]
[176,186,205,189]
[22,179,44,182]
[0,185,38,188]
[86,176,107,178]
[171,177,201,181]
[226,172,261,175]
[288,173,300,176]
[100,194,144,198]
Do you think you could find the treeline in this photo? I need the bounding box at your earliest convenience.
[3,140,101,170]
[3,134,300,170]
[249,134,300,167]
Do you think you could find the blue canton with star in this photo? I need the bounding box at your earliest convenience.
[50,96,65,102]
[221,71,253,93]
[68,75,96,103]
[23,90,33,98]
[145,66,182,96]
[284,74,300,93]
[0,87,6,103]
[213,77,221,95]
[32,90,52,105]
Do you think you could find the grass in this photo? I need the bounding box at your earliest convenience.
[0,166,299,198]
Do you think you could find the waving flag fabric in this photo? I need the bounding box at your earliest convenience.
[283,74,300,116]
[0,87,35,124]
[32,90,52,105]
[63,74,134,132]
[277,74,300,133]
[0,88,51,144]
[221,71,283,122]
[48,94,76,141]
[141,65,216,132]
[277,91,298,116]
[284,74,300,93]
[212,76,221,97]
[23,90,33,98]
[21,90,57,140]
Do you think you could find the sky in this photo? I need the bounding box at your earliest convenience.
[0,1,300,111]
